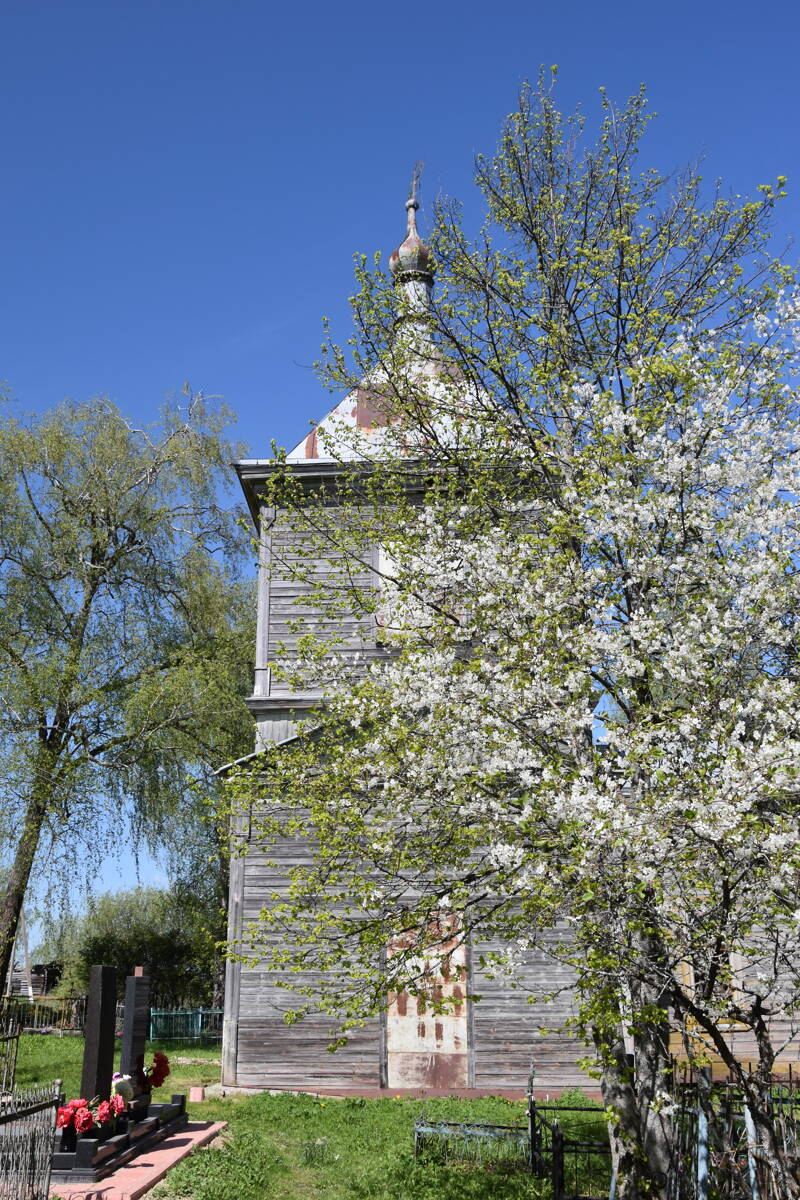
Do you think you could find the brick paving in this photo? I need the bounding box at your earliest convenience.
[49,1120,226,1200]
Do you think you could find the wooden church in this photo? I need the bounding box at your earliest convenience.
[220,189,589,1093]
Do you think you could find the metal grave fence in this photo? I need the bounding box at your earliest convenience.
[0,995,87,1034]
[413,1072,800,1199]
[414,1098,614,1199]
[0,1084,60,1200]
[534,1103,614,1200]
[666,1072,800,1200]
[0,997,224,1043]
[0,1020,20,1095]
[414,1115,533,1170]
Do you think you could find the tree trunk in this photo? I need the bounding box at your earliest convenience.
[0,783,50,989]
[598,1026,670,1200]
[595,929,674,1200]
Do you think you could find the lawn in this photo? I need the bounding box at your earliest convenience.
[15,1033,222,1100]
[152,1092,610,1200]
[17,1035,609,1198]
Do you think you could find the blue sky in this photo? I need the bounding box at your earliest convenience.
[3,0,798,927]
[3,0,799,462]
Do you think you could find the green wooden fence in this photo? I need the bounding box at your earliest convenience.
[148,1008,223,1042]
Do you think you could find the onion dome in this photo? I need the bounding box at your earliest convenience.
[389,165,435,284]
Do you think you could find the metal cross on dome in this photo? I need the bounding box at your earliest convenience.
[407,161,423,211]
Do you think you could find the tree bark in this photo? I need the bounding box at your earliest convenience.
[595,927,674,1200]
[597,1025,670,1200]
[0,781,51,989]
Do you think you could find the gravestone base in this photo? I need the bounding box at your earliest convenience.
[50,1094,188,1185]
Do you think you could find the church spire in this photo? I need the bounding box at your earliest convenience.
[389,163,435,323]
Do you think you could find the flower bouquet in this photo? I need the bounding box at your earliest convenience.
[56,1093,126,1151]
[136,1051,170,1092]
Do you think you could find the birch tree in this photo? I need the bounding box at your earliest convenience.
[0,393,253,987]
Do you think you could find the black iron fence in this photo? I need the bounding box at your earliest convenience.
[532,1103,613,1200]
[0,1084,60,1200]
[413,1073,800,1199]
[667,1071,800,1200]
[414,1099,614,1199]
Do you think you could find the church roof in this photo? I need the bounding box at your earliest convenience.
[285,386,393,463]
[235,171,450,520]
[287,168,436,465]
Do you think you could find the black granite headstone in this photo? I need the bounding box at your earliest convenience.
[119,968,150,1085]
[80,965,117,1102]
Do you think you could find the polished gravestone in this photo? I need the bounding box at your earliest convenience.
[80,964,116,1102]
[51,1093,188,1184]
[51,966,188,1187]
[119,965,149,1083]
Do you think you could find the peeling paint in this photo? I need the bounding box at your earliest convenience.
[385,917,469,1088]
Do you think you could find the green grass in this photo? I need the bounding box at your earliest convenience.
[153,1092,609,1200]
[16,1036,609,1198]
[15,1033,222,1100]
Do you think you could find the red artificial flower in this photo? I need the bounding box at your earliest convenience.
[74,1106,95,1134]
[142,1051,170,1090]
[56,1106,74,1129]
[96,1100,112,1125]
[68,1098,88,1111]
[111,1094,126,1116]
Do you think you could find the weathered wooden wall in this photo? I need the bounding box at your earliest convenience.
[235,812,382,1089]
[261,507,381,705]
[231,801,593,1091]
[224,480,593,1092]
[471,931,590,1091]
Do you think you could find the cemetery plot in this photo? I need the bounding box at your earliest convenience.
[413,1099,612,1199]
[50,965,190,1189]
[0,1085,60,1200]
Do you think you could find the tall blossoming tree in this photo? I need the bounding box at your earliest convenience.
[229,80,800,1196]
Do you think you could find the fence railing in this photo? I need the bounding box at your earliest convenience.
[531,1103,613,1200]
[0,1019,20,1094]
[414,1115,532,1169]
[0,1083,60,1200]
[0,996,224,1044]
[414,1072,800,1199]
[668,1072,800,1200]
[0,995,87,1033]
[149,1007,223,1042]
[414,1100,614,1199]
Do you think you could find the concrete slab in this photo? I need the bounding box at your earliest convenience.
[204,1082,604,1101]
[49,1120,226,1200]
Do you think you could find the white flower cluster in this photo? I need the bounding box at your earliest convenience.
[264,316,800,1046]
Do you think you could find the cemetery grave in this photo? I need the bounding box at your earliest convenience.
[50,965,190,1189]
